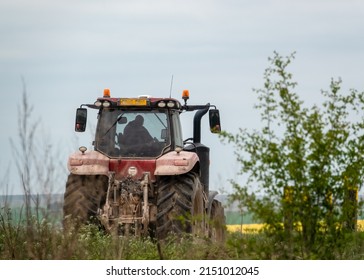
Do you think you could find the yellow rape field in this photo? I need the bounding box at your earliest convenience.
[226,224,263,234]
[227,220,364,233]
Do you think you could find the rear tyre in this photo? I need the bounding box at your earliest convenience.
[156,173,205,239]
[63,174,108,229]
[209,199,226,242]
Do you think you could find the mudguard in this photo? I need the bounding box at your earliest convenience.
[67,150,109,176]
[155,150,199,176]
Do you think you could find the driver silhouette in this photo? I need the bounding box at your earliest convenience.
[122,115,153,146]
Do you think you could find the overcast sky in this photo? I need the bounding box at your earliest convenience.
[1,0,364,195]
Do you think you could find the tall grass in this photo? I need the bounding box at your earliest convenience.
[0,204,231,260]
[1,205,364,260]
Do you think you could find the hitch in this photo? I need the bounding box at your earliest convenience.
[98,172,152,236]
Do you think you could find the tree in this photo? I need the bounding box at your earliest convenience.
[221,52,364,258]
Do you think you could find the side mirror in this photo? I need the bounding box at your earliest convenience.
[209,109,221,133]
[75,108,87,132]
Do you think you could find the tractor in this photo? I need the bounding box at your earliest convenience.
[63,88,225,240]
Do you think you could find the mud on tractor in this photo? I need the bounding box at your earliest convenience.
[63,89,225,240]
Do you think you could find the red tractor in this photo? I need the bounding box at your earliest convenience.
[63,89,225,240]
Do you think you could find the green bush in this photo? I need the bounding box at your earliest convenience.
[221,52,364,259]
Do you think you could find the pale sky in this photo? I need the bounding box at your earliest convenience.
[1,0,364,194]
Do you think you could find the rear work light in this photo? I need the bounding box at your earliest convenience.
[167,101,175,108]
[103,101,111,107]
[158,101,166,108]
[94,100,102,107]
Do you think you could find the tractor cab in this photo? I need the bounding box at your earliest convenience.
[75,89,221,160]
[96,109,174,158]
